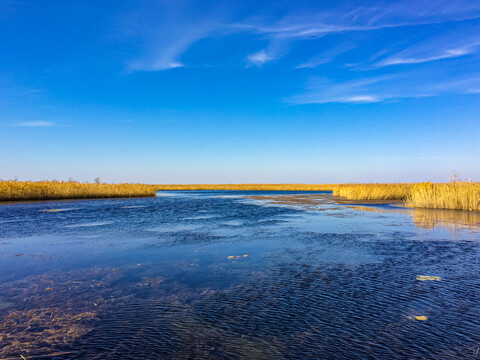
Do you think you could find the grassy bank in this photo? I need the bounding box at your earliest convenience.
[0,181,336,202]
[2,180,479,211]
[405,182,480,211]
[333,183,413,200]
[333,182,480,211]
[0,180,159,201]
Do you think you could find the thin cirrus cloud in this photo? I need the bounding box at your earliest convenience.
[287,73,480,105]
[119,0,480,105]
[371,30,480,68]
[124,0,480,72]
[127,23,217,71]
[237,0,480,40]
[287,76,392,104]
[122,0,230,72]
[296,43,357,69]
[15,121,55,127]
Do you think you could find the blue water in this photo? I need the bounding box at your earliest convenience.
[0,191,479,359]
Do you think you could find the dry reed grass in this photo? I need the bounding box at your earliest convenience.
[333,183,413,200]
[155,184,337,191]
[0,180,159,201]
[406,182,480,211]
[2,180,479,211]
[334,181,480,211]
[0,181,336,202]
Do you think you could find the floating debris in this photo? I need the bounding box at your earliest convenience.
[228,255,248,259]
[45,288,53,291]
[407,315,428,321]
[137,263,142,266]
[416,275,441,281]
[40,209,64,212]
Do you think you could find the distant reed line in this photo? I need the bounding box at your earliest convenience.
[156,184,336,191]
[1,180,479,211]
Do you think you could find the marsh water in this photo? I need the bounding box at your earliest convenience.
[1,191,480,359]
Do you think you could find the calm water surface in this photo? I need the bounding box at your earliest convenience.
[0,191,479,359]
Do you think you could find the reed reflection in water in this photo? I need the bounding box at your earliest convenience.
[347,205,480,231]
[247,192,480,231]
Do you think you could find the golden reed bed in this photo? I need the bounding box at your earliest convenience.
[0,181,336,202]
[333,183,413,200]
[1,180,479,211]
[333,182,480,211]
[0,181,159,201]
[156,184,336,191]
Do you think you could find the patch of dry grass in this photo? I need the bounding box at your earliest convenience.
[333,181,480,211]
[0,181,337,201]
[406,182,480,211]
[333,183,413,200]
[0,180,159,201]
[155,184,337,191]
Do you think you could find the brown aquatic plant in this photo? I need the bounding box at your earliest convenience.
[0,180,159,201]
[333,183,414,200]
[334,180,480,211]
[405,181,480,211]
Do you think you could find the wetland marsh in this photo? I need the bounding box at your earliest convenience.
[1,191,479,359]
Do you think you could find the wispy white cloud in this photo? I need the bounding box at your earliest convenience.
[258,2,480,72]
[246,50,272,66]
[296,43,356,68]
[287,76,392,104]
[345,95,380,103]
[287,73,480,104]
[15,121,55,127]
[245,38,290,67]
[122,1,230,72]
[127,23,217,71]
[372,33,480,67]
[121,0,480,72]
[240,0,480,40]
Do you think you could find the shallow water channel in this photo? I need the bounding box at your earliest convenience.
[1,191,479,359]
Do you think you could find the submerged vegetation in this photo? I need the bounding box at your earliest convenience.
[1,180,479,211]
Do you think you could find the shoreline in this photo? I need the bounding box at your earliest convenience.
[0,196,156,206]
[1,180,479,211]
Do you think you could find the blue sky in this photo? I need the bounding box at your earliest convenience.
[1,0,479,183]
